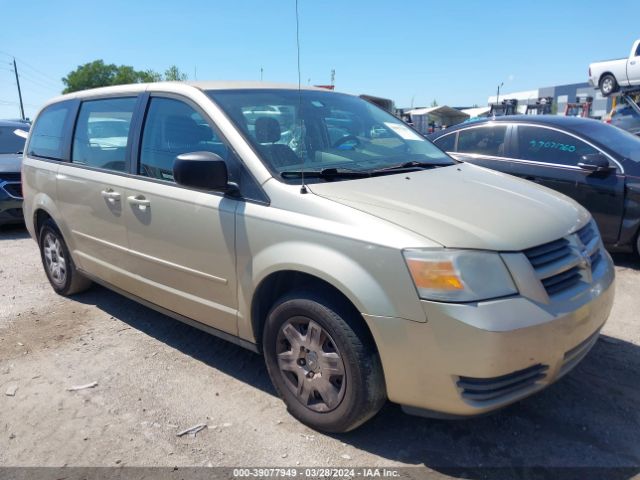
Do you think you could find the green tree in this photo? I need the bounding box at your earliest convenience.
[164,65,188,82]
[430,99,438,107]
[62,60,164,93]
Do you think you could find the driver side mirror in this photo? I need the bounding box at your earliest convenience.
[577,153,612,173]
[173,151,239,194]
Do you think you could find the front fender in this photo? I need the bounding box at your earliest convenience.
[236,240,426,342]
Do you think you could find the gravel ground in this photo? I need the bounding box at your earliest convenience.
[1,223,639,478]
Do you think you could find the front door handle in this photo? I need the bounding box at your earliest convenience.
[127,195,151,210]
[101,189,121,203]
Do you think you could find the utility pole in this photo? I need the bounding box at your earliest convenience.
[330,69,335,87]
[13,58,25,121]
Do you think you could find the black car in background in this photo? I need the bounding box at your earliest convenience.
[0,120,29,226]
[429,116,640,256]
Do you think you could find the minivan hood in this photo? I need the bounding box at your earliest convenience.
[308,163,589,251]
[0,154,22,173]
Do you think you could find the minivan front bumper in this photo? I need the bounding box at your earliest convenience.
[364,252,615,417]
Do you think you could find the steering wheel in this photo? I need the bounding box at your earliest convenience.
[332,135,361,149]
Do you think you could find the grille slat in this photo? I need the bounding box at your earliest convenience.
[524,222,601,297]
[458,364,548,403]
[559,330,601,377]
[578,223,596,246]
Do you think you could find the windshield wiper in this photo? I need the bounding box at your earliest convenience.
[371,160,442,173]
[281,168,371,180]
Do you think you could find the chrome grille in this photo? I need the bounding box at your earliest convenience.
[458,364,548,403]
[524,222,602,298]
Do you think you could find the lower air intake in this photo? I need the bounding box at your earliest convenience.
[457,364,549,403]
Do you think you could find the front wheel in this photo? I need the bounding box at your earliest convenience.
[263,292,386,432]
[599,74,618,97]
[39,219,92,296]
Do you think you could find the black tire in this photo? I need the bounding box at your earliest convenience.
[263,291,386,433]
[39,219,92,296]
[599,74,618,97]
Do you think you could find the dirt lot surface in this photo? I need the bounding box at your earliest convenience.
[1,224,639,478]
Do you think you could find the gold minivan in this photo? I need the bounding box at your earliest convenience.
[22,82,615,432]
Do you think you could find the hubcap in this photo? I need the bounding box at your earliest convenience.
[276,317,346,412]
[602,78,613,94]
[43,232,67,286]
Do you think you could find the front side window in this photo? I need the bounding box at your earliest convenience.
[516,126,598,166]
[574,120,640,164]
[457,125,508,157]
[29,102,73,160]
[139,97,229,182]
[207,89,453,183]
[0,126,27,154]
[72,97,137,172]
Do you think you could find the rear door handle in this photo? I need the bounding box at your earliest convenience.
[101,189,121,203]
[127,195,151,210]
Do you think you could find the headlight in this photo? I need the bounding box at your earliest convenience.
[403,249,517,302]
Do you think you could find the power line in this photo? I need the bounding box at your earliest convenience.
[17,71,60,93]
[0,51,61,87]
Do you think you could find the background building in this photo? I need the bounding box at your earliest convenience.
[487,82,612,118]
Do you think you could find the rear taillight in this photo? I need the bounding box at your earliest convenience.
[589,67,591,77]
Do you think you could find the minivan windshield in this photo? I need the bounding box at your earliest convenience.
[207,89,454,182]
[574,120,640,164]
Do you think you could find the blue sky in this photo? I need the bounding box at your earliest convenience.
[1,0,638,119]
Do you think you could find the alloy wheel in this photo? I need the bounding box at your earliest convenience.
[43,232,67,286]
[276,317,346,412]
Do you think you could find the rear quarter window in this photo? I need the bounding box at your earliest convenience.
[28,102,74,160]
[434,133,456,152]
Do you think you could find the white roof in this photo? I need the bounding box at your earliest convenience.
[461,107,490,118]
[407,105,469,119]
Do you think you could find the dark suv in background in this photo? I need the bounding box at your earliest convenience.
[0,120,29,226]
[429,115,640,256]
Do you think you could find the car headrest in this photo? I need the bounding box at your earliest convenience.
[164,115,211,147]
[255,117,281,143]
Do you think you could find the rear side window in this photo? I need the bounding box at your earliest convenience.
[139,97,229,182]
[516,126,598,166]
[72,97,137,172]
[28,103,73,160]
[434,133,456,152]
[457,126,508,157]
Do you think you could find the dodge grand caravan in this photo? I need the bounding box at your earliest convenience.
[22,82,615,432]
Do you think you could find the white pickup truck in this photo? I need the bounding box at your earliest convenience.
[589,39,640,96]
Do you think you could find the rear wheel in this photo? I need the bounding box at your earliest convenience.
[599,74,618,97]
[39,219,92,296]
[263,291,386,432]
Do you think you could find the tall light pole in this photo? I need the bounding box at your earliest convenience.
[12,58,25,121]
[496,82,504,105]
